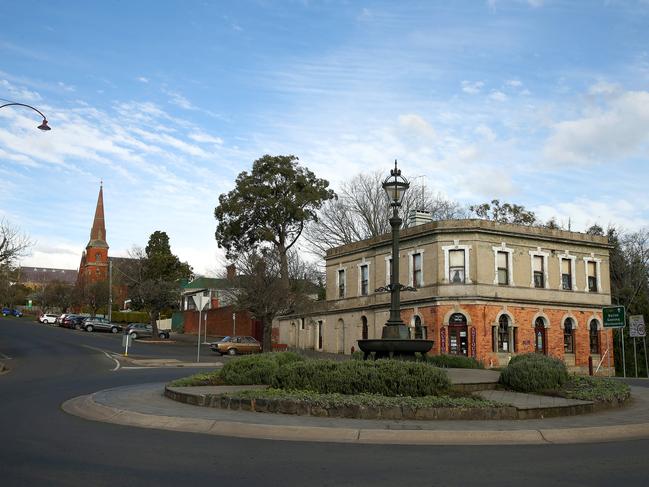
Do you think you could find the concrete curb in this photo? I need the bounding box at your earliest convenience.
[61,391,649,445]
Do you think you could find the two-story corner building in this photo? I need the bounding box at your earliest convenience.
[276,219,615,373]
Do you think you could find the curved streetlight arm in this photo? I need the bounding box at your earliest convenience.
[0,102,51,130]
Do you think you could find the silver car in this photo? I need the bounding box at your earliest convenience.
[126,323,170,339]
[83,317,122,334]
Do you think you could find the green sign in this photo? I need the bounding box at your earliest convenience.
[603,306,626,328]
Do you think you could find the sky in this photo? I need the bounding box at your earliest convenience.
[1,0,649,275]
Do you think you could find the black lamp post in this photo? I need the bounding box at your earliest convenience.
[381,160,412,339]
[0,102,51,131]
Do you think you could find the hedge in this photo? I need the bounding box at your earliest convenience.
[424,354,484,369]
[111,311,150,323]
[272,359,451,397]
[499,353,569,393]
[219,352,305,385]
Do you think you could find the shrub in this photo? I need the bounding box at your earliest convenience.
[220,352,305,385]
[169,370,222,387]
[561,376,631,403]
[111,311,150,323]
[272,359,451,397]
[425,354,484,369]
[499,353,569,393]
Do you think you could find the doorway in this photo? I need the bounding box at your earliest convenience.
[448,312,468,356]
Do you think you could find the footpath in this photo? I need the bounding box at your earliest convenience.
[62,369,649,445]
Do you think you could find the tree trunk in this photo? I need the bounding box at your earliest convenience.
[277,241,290,294]
[262,316,273,352]
[150,310,159,337]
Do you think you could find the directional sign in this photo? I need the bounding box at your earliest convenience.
[629,315,646,338]
[603,306,626,328]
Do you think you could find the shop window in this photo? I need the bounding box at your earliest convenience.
[412,253,422,287]
[561,258,572,290]
[449,249,465,284]
[414,315,425,339]
[564,318,575,353]
[497,251,509,285]
[587,261,597,292]
[337,269,346,298]
[497,315,510,352]
[589,319,599,354]
[360,264,369,296]
[533,255,545,288]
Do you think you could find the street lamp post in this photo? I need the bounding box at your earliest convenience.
[382,160,411,339]
[0,102,52,131]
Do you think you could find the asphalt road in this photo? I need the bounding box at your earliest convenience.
[1,316,648,487]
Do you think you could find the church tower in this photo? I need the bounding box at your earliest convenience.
[78,184,109,284]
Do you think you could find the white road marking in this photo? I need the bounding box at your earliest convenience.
[81,345,121,371]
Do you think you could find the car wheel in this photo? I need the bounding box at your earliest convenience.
[131,332,138,339]
[86,325,94,332]
[75,323,82,330]
[227,348,237,356]
[158,332,165,339]
[111,327,118,334]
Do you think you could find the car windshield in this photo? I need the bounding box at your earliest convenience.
[221,336,232,342]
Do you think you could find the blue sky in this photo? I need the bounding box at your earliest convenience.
[1,0,649,274]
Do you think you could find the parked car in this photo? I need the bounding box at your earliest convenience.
[209,336,262,356]
[61,315,86,330]
[125,323,170,339]
[39,313,59,324]
[83,317,122,334]
[2,307,23,317]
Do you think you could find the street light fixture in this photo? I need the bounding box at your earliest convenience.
[0,102,52,131]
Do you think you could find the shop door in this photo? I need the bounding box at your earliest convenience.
[448,325,468,356]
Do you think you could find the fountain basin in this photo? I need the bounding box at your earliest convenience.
[357,339,434,359]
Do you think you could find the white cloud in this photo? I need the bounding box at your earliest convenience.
[163,88,195,110]
[475,124,496,142]
[57,81,75,92]
[188,131,224,144]
[461,80,484,94]
[137,76,149,83]
[398,113,437,139]
[506,79,523,88]
[0,79,41,102]
[544,90,649,164]
[535,198,649,232]
[489,90,508,102]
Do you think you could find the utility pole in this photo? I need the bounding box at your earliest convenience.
[108,260,113,321]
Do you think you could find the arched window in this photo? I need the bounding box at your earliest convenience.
[498,315,509,352]
[564,318,574,353]
[534,317,546,354]
[589,319,599,354]
[414,315,423,339]
[361,316,368,340]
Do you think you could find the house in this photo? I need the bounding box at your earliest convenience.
[275,218,614,374]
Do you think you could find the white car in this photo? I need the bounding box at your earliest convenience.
[39,313,58,324]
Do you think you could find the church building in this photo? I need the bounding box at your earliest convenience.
[77,184,110,287]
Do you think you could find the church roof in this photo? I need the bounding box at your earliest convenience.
[87,184,108,249]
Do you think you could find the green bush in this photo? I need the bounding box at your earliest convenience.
[425,354,484,369]
[561,376,631,403]
[272,359,451,397]
[220,352,305,385]
[169,370,222,387]
[499,353,569,393]
[111,311,149,323]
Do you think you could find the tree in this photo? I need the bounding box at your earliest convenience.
[304,171,467,255]
[41,281,75,313]
[80,280,109,317]
[469,199,537,225]
[215,155,335,290]
[127,232,193,336]
[222,248,321,351]
[0,218,33,270]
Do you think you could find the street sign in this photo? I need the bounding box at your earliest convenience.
[629,315,646,338]
[603,306,626,328]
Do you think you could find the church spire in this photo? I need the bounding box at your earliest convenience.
[87,183,108,249]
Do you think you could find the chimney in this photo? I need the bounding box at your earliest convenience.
[226,264,236,280]
[407,209,433,227]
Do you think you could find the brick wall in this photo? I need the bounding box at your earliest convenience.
[182,306,262,341]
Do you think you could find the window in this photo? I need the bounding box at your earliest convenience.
[386,257,393,285]
[589,319,599,354]
[533,256,544,288]
[414,315,424,339]
[561,258,572,290]
[497,315,509,352]
[449,249,465,283]
[412,253,422,287]
[564,318,574,353]
[497,251,509,285]
[95,252,101,261]
[338,269,346,298]
[587,261,597,292]
[534,317,546,354]
[360,264,369,296]
[361,316,368,340]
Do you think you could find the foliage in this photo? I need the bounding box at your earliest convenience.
[560,376,630,403]
[220,352,304,385]
[0,218,32,269]
[225,388,500,409]
[499,353,569,393]
[111,310,149,323]
[169,370,223,387]
[424,354,484,369]
[272,359,451,397]
[304,170,467,255]
[214,154,335,287]
[469,199,536,225]
[79,280,109,316]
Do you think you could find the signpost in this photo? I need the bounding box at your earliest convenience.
[192,292,211,363]
[603,306,626,377]
[122,333,132,356]
[629,315,647,378]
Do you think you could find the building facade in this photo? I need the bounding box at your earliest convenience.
[77,184,109,286]
[276,219,614,373]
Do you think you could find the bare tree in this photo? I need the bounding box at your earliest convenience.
[0,218,33,269]
[304,171,466,255]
